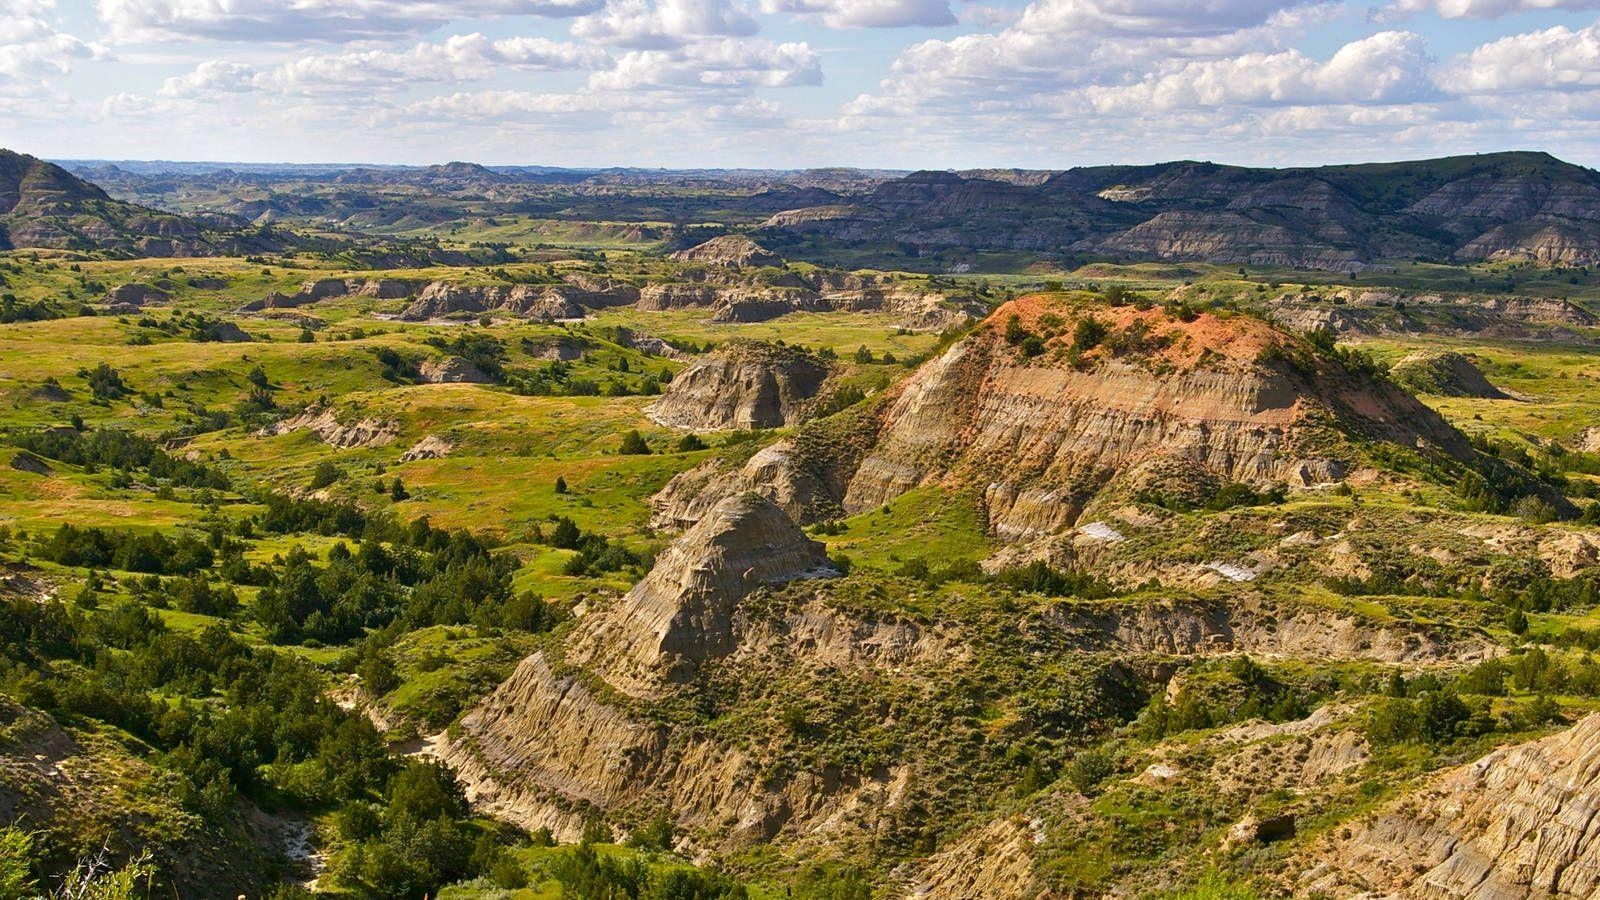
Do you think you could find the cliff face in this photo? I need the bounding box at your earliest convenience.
[646,341,833,431]
[1300,713,1600,898]
[841,295,1468,540]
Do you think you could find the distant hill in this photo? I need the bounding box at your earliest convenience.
[0,149,291,257]
[759,151,1600,270]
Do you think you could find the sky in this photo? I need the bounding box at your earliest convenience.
[1,0,1599,170]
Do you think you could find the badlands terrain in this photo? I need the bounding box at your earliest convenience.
[2,148,1600,898]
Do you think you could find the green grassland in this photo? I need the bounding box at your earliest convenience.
[5,244,1600,899]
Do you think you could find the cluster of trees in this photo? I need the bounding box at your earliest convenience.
[424,332,507,380]
[252,524,516,645]
[1366,662,1567,747]
[0,589,500,898]
[0,292,72,323]
[6,424,230,489]
[1137,656,1313,739]
[41,524,215,575]
[545,515,642,577]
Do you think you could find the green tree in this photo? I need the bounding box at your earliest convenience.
[618,430,651,455]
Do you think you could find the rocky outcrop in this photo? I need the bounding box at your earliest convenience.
[841,295,1470,541]
[256,406,399,449]
[418,356,491,384]
[671,235,783,268]
[1300,713,1600,898]
[1043,596,1494,664]
[399,282,585,321]
[569,493,835,698]
[646,341,833,431]
[638,283,720,311]
[1457,217,1600,266]
[102,283,169,307]
[650,440,832,529]
[241,277,426,311]
[1081,210,1364,272]
[438,651,904,848]
[400,434,454,461]
[1389,350,1507,398]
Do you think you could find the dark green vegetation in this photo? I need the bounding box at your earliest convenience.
[0,153,1599,899]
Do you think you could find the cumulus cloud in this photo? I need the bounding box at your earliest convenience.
[96,0,606,43]
[588,38,820,89]
[160,33,609,97]
[1441,20,1600,93]
[1082,31,1436,112]
[760,0,955,28]
[0,0,103,94]
[1015,0,1316,38]
[1381,0,1600,19]
[572,0,759,49]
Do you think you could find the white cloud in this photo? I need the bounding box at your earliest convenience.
[0,0,103,95]
[1382,0,1600,19]
[160,33,609,97]
[588,38,820,89]
[1082,31,1435,112]
[1441,20,1600,93]
[760,0,955,28]
[572,0,759,49]
[96,0,606,43]
[1016,0,1314,38]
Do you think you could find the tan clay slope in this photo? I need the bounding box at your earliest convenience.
[1300,712,1600,898]
[646,341,833,431]
[842,295,1471,540]
[567,491,835,699]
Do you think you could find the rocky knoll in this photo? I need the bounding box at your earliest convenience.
[841,295,1469,540]
[671,234,783,268]
[1389,350,1508,398]
[647,341,834,431]
[569,493,835,698]
[1299,712,1600,897]
[438,495,857,842]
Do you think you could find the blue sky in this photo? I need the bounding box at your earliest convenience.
[2,0,1599,169]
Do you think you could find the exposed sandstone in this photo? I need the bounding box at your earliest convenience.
[1041,596,1494,664]
[102,282,169,306]
[399,434,454,462]
[841,296,1468,541]
[399,282,585,321]
[646,341,833,431]
[418,356,491,384]
[1299,713,1600,898]
[671,235,783,268]
[256,406,399,449]
[568,493,835,698]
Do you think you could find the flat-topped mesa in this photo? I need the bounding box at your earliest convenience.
[646,340,833,431]
[843,294,1471,541]
[571,493,835,699]
[670,234,783,269]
